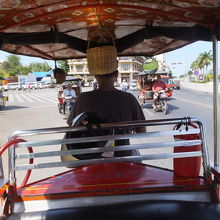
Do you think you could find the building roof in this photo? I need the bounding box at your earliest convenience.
[33,70,52,78]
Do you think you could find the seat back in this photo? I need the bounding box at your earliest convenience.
[7,117,210,186]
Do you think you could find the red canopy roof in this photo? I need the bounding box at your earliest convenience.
[0,0,219,60]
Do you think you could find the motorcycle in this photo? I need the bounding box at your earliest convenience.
[154,90,168,114]
[64,96,74,118]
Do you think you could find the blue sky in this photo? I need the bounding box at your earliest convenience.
[0,41,219,77]
[0,51,55,69]
[165,41,219,77]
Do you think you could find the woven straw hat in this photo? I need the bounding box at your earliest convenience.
[87,45,117,75]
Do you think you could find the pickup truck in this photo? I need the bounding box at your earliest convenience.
[173,79,180,90]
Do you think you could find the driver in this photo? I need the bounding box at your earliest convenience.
[63,84,76,114]
[152,75,167,109]
[67,43,146,157]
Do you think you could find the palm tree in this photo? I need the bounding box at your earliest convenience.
[200,51,212,75]
[190,51,213,81]
[190,60,199,71]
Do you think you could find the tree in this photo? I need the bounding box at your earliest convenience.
[188,70,193,77]
[28,62,52,72]
[0,69,8,79]
[17,66,30,75]
[190,60,199,71]
[1,55,23,76]
[57,60,69,72]
[197,53,204,75]
[200,51,212,75]
[191,51,212,76]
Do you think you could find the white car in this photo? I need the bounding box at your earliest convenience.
[29,82,38,89]
[22,82,38,90]
[37,82,45,89]
[3,83,22,91]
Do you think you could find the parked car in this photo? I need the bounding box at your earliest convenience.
[129,80,138,91]
[22,82,38,90]
[37,82,46,89]
[173,79,180,90]
[29,82,38,89]
[3,83,22,91]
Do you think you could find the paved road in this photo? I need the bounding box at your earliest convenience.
[0,87,213,185]
[5,89,57,107]
[142,88,214,160]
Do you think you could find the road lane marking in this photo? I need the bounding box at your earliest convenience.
[35,94,57,103]
[20,94,35,103]
[29,94,46,103]
[177,92,186,95]
[28,94,56,104]
[8,94,14,103]
[39,94,57,103]
[177,96,212,109]
[30,104,57,109]
[14,94,24,102]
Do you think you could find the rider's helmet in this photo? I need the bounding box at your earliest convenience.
[65,111,112,160]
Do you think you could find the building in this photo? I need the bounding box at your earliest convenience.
[118,56,145,83]
[32,70,53,81]
[68,56,145,84]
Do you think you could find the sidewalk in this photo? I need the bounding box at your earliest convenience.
[181,81,220,93]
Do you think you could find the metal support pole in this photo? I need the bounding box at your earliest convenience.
[212,35,219,167]
[0,157,4,179]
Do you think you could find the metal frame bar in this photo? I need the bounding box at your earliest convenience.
[212,35,220,168]
[15,152,202,171]
[16,140,202,159]
[8,117,202,139]
[0,157,4,179]
[8,117,210,184]
[15,128,200,148]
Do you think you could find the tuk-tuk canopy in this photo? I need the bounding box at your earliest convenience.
[0,0,219,60]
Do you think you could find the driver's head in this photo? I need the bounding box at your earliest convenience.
[67,84,72,90]
[156,75,161,81]
[95,70,118,86]
[53,68,66,84]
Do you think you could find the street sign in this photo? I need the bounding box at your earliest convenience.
[194,70,199,75]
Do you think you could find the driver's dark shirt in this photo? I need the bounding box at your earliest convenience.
[67,89,145,126]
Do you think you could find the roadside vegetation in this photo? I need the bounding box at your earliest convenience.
[179,51,214,83]
[0,54,69,80]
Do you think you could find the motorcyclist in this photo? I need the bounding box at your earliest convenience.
[63,84,76,114]
[152,75,167,109]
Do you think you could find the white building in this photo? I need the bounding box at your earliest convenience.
[68,56,145,84]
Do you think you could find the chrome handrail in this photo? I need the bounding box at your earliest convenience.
[8,117,210,185]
